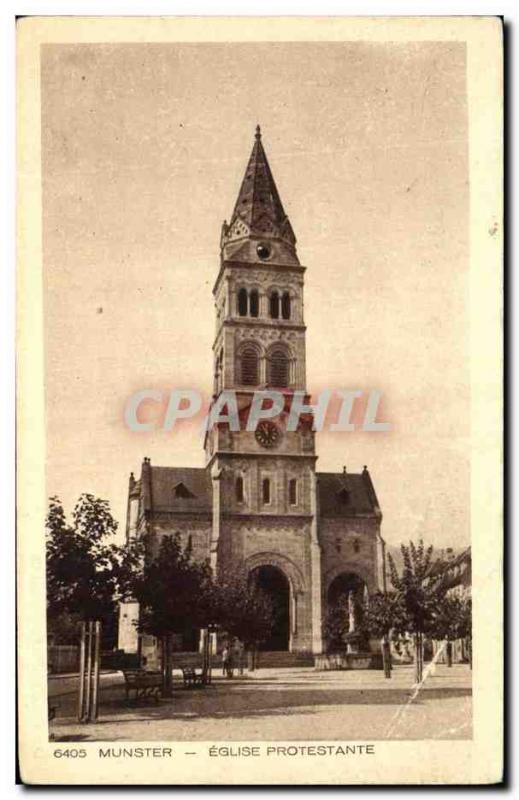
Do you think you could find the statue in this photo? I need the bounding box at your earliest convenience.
[347,590,356,653]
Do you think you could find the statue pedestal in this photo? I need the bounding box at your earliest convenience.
[345,631,362,654]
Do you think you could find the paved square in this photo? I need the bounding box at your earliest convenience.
[49,663,472,742]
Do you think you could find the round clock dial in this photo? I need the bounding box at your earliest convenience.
[256,242,272,260]
[255,420,281,449]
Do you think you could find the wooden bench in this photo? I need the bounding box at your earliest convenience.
[181,667,206,688]
[123,670,162,704]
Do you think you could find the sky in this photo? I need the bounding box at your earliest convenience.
[41,41,469,549]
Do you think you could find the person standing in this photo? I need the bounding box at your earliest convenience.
[221,646,229,677]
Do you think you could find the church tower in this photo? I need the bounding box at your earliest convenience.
[206,126,322,654]
[119,127,384,665]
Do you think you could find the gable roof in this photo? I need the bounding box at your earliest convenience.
[143,465,212,514]
[137,462,381,518]
[317,469,381,517]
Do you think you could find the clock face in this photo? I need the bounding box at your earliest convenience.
[255,420,281,449]
[256,242,272,260]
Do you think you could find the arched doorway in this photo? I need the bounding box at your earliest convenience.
[326,572,368,652]
[249,565,290,651]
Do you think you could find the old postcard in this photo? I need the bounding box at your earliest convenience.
[17,16,503,785]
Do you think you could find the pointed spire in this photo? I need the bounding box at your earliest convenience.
[221,126,298,262]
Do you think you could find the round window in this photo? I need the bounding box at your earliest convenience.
[256,242,271,260]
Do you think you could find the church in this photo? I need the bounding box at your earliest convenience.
[118,127,386,663]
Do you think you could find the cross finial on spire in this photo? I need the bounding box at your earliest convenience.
[255,124,261,140]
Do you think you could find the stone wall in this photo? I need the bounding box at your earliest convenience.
[319,517,381,601]
[151,514,213,565]
[217,516,314,652]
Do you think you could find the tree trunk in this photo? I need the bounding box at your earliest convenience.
[414,633,423,684]
[446,640,453,667]
[249,644,258,671]
[201,628,211,684]
[381,636,392,679]
[162,634,174,697]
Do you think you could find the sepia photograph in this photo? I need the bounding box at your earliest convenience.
[16,15,502,785]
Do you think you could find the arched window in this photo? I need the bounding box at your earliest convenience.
[268,347,289,388]
[238,288,248,317]
[281,292,291,320]
[262,478,271,505]
[250,289,259,318]
[269,290,279,319]
[289,478,297,505]
[236,476,244,503]
[240,346,259,386]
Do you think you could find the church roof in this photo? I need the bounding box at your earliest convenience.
[143,465,212,515]
[137,461,380,519]
[316,468,381,518]
[220,126,298,261]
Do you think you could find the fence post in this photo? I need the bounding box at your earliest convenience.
[91,621,102,720]
[77,621,87,722]
[83,621,93,721]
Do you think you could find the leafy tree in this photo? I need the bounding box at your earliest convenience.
[132,533,214,695]
[388,540,446,682]
[361,591,408,678]
[210,570,275,668]
[430,593,472,667]
[46,494,140,625]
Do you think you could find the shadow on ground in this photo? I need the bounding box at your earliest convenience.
[51,679,472,735]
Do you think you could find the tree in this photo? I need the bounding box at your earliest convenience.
[388,540,446,683]
[430,593,472,667]
[46,494,140,720]
[361,591,408,678]
[46,494,140,623]
[132,533,214,696]
[210,570,275,669]
[46,494,139,620]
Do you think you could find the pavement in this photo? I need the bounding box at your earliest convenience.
[49,663,472,742]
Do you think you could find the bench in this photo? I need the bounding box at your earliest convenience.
[181,667,206,688]
[123,670,162,704]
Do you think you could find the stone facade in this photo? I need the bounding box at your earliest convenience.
[118,127,385,657]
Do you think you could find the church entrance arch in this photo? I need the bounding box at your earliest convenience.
[249,565,290,651]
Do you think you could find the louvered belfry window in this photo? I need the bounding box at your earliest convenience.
[240,346,259,386]
[238,288,248,317]
[269,291,280,319]
[250,289,259,318]
[268,348,289,388]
